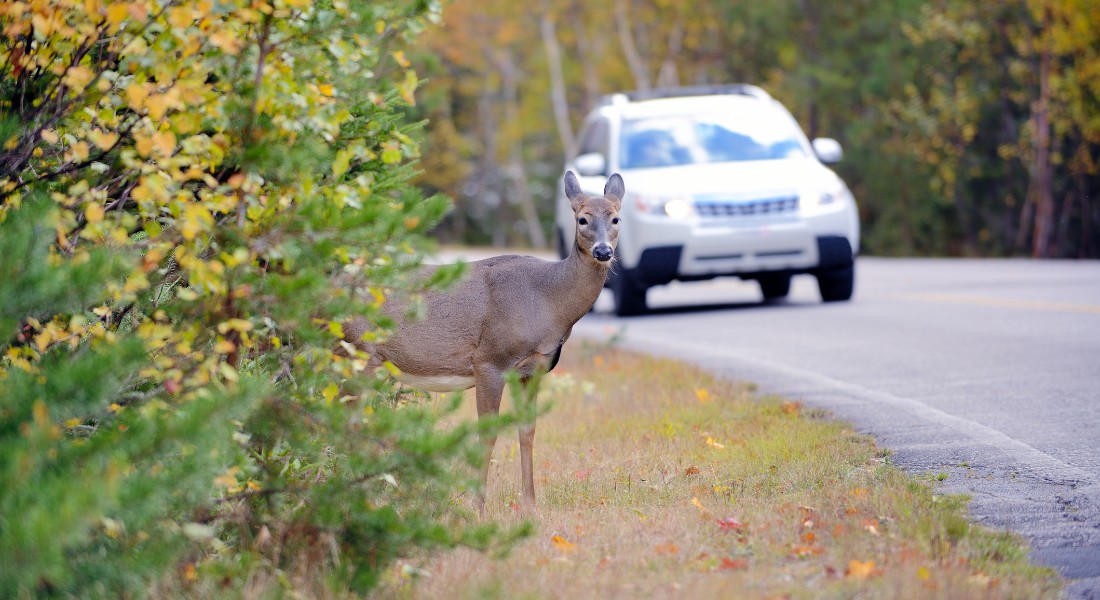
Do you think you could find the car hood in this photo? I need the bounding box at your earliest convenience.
[617,159,843,199]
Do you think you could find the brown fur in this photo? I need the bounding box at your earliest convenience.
[345,172,625,508]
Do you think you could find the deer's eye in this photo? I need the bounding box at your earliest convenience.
[578,217,588,225]
[612,217,620,225]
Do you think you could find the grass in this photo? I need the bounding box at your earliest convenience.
[383,341,1061,599]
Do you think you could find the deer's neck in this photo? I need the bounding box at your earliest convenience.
[550,239,611,326]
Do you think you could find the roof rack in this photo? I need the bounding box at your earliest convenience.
[599,84,772,106]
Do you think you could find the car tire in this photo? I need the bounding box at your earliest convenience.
[816,265,854,302]
[611,269,647,316]
[757,273,791,302]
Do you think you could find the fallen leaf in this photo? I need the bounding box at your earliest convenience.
[719,557,749,570]
[862,518,880,536]
[685,466,701,476]
[550,535,577,553]
[850,488,869,498]
[717,517,745,531]
[801,531,816,543]
[781,401,802,415]
[654,543,679,555]
[573,469,591,481]
[705,436,725,449]
[790,544,824,558]
[968,572,992,586]
[846,559,877,579]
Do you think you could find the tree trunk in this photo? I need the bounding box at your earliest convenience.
[1030,4,1055,258]
[655,20,683,88]
[492,48,548,249]
[541,14,577,160]
[574,7,603,110]
[615,0,650,91]
[476,68,505,246]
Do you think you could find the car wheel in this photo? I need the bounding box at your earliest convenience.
[612,269,647,316]
[816,265,854,302]
[757,273,791,302]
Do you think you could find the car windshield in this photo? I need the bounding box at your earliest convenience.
[619,106,807,169]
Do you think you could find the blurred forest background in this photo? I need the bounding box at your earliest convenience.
[409,0,1099,258]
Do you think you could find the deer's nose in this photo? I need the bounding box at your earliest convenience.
[592,243,613,262]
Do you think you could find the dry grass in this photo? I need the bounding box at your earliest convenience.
[382,341,1061,599]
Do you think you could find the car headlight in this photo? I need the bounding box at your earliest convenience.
[633,193,695,218]
[800,189,838,209]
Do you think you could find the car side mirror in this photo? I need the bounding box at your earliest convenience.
[574,152,607,177]
[812,138,843,164]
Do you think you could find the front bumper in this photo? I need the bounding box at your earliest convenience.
[621,202,857,284]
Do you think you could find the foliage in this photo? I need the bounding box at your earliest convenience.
[412,0,1098,258]
[1,0,521,596]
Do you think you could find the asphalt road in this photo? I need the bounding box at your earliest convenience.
[569,257,1100,599]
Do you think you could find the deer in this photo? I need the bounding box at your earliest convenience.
[344,171,624,511]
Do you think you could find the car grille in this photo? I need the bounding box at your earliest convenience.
[694,195,799,218]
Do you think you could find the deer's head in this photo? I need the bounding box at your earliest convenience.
[564,171,624,263]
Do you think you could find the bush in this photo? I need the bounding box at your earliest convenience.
[0,0,522,596]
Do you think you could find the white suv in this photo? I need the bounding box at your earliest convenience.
[555,85,860,316]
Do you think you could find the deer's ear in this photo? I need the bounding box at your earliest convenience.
[564,171,583,201]
[604,173,625,204]
[564,171,586,212]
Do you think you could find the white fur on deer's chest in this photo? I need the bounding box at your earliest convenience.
[395,372,476,392]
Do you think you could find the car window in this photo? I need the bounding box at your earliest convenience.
[578,119,609,157]
[619,105,807,169]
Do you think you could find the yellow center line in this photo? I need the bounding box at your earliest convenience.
[898,292,1100,315]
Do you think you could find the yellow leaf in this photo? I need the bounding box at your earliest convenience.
[106,3,128,30]
[695,387,710,402]
[209,30,241,55]
[214,339,236,354]
[181,203,213,240]
[917,566,931,581]
[317,83,334,97]
[109,403,123,413]
[34,331,52,352]
[85,202,105,224]
[706,436,725,449]
[89,129,119,150]
[213,466,240,488]
[391,50,410,68]
[692,496,705,510]
[40,129,59,144]
[63,65,94,90]
[134,133,154,157]
[369,287,386,307]
[125,83,149,110]
[322,383,339,403]
[550,535,577,553]
[152,130,176,156]
[65,418,82,428]
[70,141,90,162]
[145,94,170,120]
[847,559,877,579]
[168,6,193,28]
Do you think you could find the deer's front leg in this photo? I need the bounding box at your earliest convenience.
[517,376,541,506]
[474,368,505,515]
